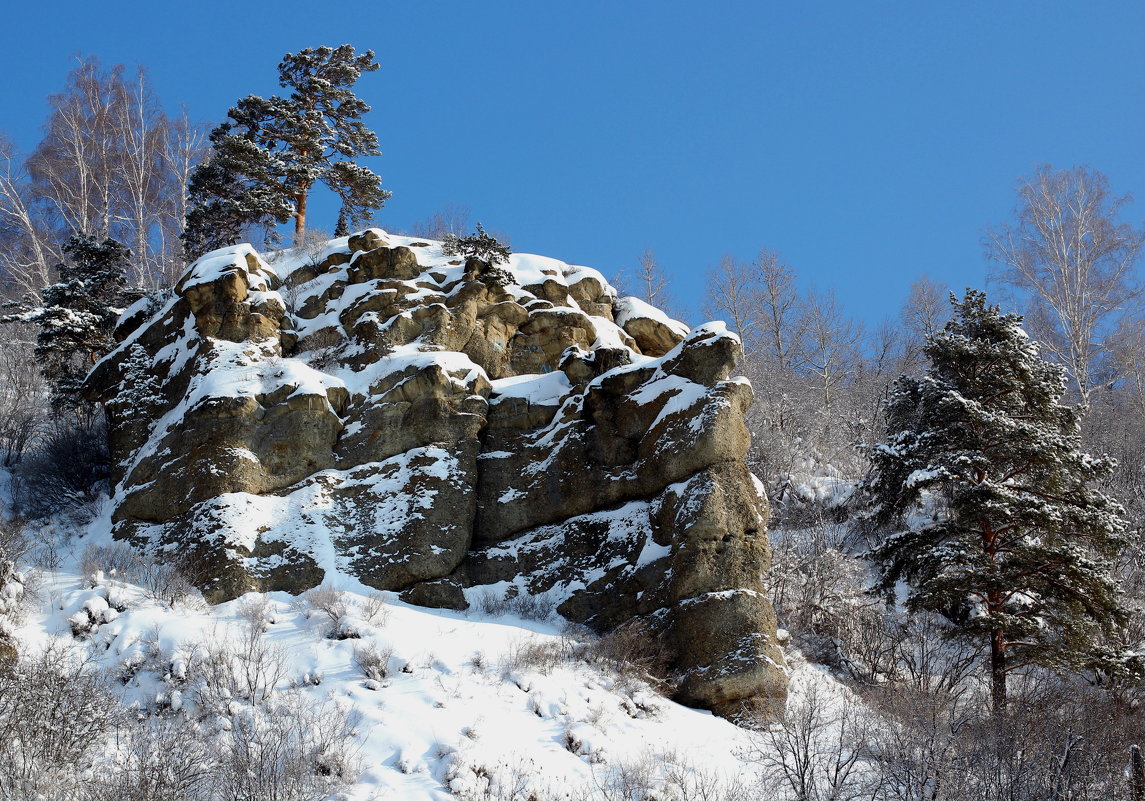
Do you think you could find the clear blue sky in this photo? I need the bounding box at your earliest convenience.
[3,1,1143,325]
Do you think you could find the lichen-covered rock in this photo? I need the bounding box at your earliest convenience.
[84,230,787,717]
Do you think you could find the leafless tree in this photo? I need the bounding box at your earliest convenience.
[797,288,864,420]
[112,65,169,287]
[985,165,1145,405]
[0,324,46,468]
[633,248,672,308]
[27,57,126,242]
[2,56,209,297]
[158,108,210,277]
[901,275,950,342]
[755,249,802,371]
[704,254,761,354]
[0,136,60,300]
[899,275,950,371]
[409,203,472,240]
[745,684,872,801]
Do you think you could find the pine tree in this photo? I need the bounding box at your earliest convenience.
[183,44,389,258]
[2,235,136,410]
[440,223,511,265]
[863,289,1130,711]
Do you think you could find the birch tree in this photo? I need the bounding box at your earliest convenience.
[1,57,208,295]
[704,254,760,354]
[0,136,59,301]
[986,165,1145,405]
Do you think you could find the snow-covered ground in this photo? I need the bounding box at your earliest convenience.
[3,497,851,801]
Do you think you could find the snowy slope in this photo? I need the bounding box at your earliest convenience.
[4,505,848,801]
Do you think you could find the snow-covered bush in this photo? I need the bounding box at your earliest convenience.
[80,541,198,608]
[207,694,363,801]
[189,624,287,712]
[0,644,121,800]
[83,713,213,801]
[81,541,141,586]
[295,326,351,370]
[236,594,275,633]
[305,584,353,636]
[353,641,393,683]
[0,519,28,653]
[476,589,556,621]
[305,584,373,639]
[359,590,390,626]
[766,522,888,678]
[136,556,198,608]
[500,635,574,678]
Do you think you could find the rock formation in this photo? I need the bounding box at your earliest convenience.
[85,231,787,716]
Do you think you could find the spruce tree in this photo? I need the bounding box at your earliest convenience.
[183,44,389,258]
[863,289,1130,711]
[1,235,135,410]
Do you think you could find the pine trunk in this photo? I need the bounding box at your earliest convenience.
[990,628,1007,712]
[1131,744,1144,801]
[294,192,308,246]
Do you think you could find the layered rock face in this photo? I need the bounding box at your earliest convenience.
[85,231,786,715]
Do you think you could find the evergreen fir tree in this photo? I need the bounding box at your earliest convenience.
[863,289,1131,711]
[183,44,389,259]
[333,206,350,238]
[2,235,136,410]
[440,222,511,265]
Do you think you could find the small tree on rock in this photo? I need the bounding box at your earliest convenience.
[183,44,389,258]
[440,222,511,266]
[863,289,1131,712]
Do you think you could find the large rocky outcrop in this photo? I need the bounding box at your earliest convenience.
[85,232,787,717]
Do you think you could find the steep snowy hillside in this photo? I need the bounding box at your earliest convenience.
[4,512,843,801]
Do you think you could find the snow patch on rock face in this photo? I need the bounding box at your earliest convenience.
[614,296,690,338]
[489,370,572,406]
[179,243,278,293]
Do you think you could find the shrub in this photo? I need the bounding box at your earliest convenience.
[207,694,363,801]
[476,589,555,621]
[582,620,675,693]
[84,714,212,801]
[80,542,198,608]
[353,642,393,682]
[0,644,122,800]
[80,541,141,586]
[189,625,287,712]
[16,415,110,517]
[304,584,361,639]
[501,636,574,677]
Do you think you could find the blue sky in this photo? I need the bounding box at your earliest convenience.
[3,1,1143,325]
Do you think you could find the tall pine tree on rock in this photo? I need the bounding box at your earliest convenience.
[863,289,1130,711]
[183,44,389,259]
